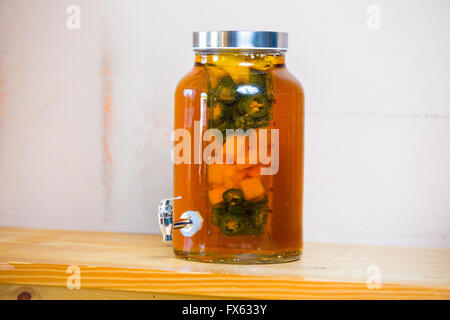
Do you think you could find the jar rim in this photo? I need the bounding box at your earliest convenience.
[193,31,288,51]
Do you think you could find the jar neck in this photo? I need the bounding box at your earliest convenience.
[194,50,286,67]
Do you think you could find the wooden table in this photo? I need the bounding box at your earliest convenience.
[0,227,448,300]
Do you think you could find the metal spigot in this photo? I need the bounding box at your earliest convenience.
[158,196,203,242]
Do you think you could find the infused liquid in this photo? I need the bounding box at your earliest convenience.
[173,51,304,263]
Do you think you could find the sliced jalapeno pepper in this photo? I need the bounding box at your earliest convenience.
[215,120,233,139]
[233,116,254,130]
[211,203,227,227]
[234,115,270,130]
[228,203,247,215]
[212,203,227,215]
[212,212,221,227]
[250,69,274,101]
[215,119,230,129]
[241,200,256,210]
[252,119,270,128]
[216,76,237,103]
[238,95,270,119]
[220,103,237,122]
[250,205,268,228]
[249,68,265,89]
[219,212,248,236]
[244,225,265,235]
[233,116,246,129]
[222,188,245,204]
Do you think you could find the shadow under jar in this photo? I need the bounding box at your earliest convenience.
[167,31,304,264]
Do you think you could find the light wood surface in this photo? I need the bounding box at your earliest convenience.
[0,227,448,299]
[0,283,231,300]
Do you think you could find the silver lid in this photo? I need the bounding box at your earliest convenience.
[193,31,288,50]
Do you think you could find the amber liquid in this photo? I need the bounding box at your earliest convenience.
[173,51,304,263]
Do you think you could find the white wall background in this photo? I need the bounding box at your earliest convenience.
[0,0,449,248]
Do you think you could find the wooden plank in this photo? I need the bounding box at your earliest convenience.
[0,227,448,299]
[0,283,227,300]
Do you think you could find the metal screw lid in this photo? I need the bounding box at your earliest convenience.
[193,31,288,50]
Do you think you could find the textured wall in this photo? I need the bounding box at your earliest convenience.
[0,0,449,248]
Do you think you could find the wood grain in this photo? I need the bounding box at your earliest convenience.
[0,283,228,300]
[0,227,448,299]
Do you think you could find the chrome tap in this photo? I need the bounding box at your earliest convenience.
[158,196,203,242]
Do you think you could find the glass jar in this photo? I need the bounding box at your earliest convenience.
[159,31,304,264]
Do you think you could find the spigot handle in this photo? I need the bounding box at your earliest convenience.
[158,196,203,242]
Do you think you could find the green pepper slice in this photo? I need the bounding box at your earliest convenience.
[250,69,274,101]
[220,103,238,123]
[215,120,233,140]
[241,200,256,210]
[233,116,246,129]
[250,205,268,228]
[244,225,265,235]
[228,203,247,215]
[212,203,227,215]
[219,212,248,236]
[252,119,270,128]
[222,188,245,204]
[212,212,221,227]
[211,203,227,227]
[216,76,237,103]
[238,95,270,120]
